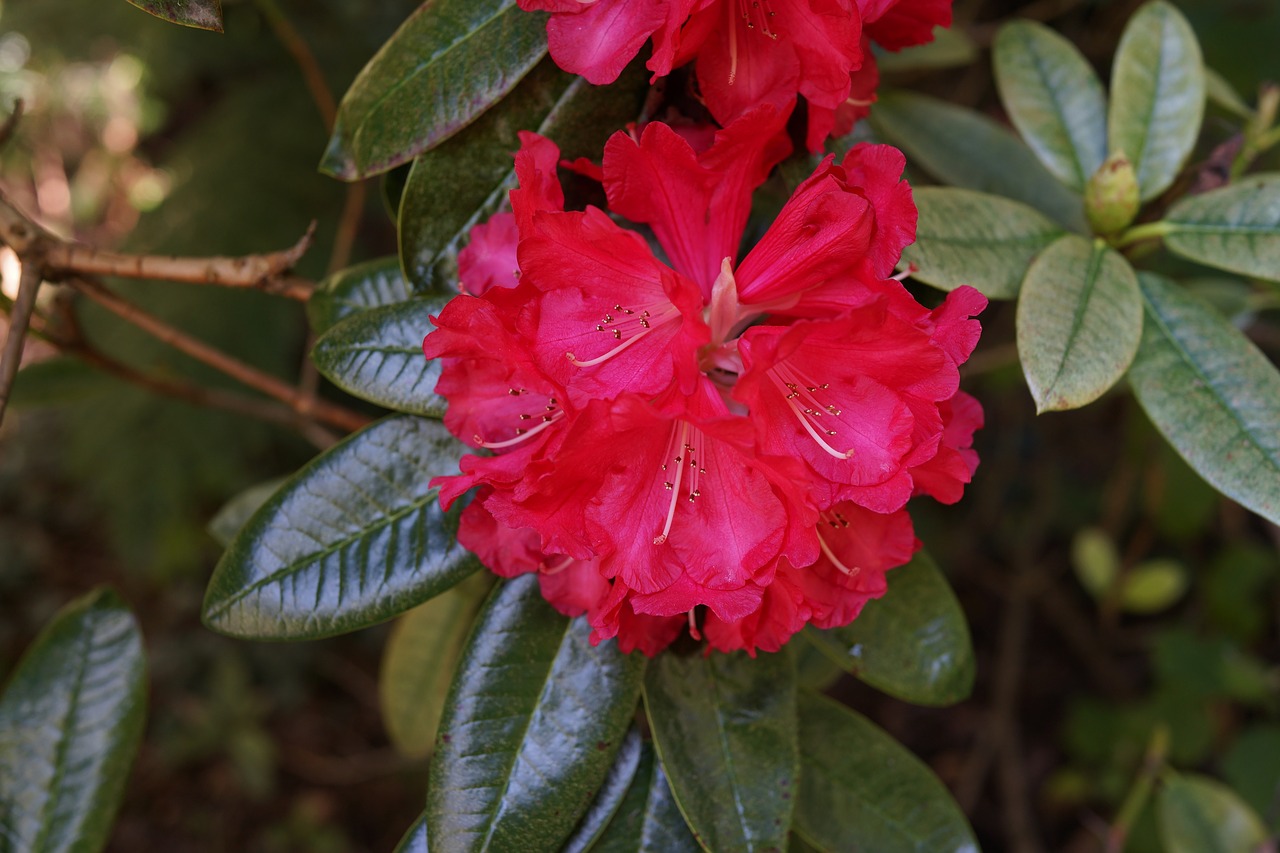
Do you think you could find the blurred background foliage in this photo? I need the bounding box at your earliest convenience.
[1,0,1279,850]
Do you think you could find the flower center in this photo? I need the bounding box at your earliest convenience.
[817,509,861,577]
[653,421,708,545]
[473,389,564,449]
[768,363,854,459]
[565,300,679,367]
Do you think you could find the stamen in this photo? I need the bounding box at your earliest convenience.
[474,411,564,449]
[540,556,574,575]
[566,303,677,368]
[687,609,702,641]
[654,422,690,545]
[817,531,862,577]
[769,369,853,460]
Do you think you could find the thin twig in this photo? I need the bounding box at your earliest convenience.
[0,262,42,425]
[254,0,337,131]
[26,302,338,449]
[43,223,317,298]
[69,276,370,433]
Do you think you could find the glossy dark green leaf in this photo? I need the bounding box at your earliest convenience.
[1129,274,1280,526]
[202,415,479,639]
[643,650,797,853]
[562,728,643,853]
[399,58,647,291]
[0,588,147,853]
[125,0,221,31]
[591,741,700,853]
[1163,173,1280,282]
[321,0,548,179]
[994,20,1107,191]
[1157,772,1268,853]
[427,576,646,853]
[794,692,978,853]
[804,550,974,706]
[901,187,1063,299]
[394,812,430,853]
[379,574,490,759]
[793,633,845,692]
[308,257,418,336]
[1108,1,1206,202]
[870,91,1086,232]
[311,297,450,417]
[1016,234,1142,412]
[207,476,289,548]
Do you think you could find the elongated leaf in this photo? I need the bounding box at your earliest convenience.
[1108,1,1205,202]
[562,728,643,853]
[1158,772,1269,853]
[643,650,797,853]
[1204,67,1253,120]
[994,20,1108,191]
[592,741,700,853]
[870,91,1086,232]
[202,415,479,639]
[321,1,548,179]
[308,257,418,336]
[874,27,977,73]
[0,589,147,853]
[400,59,646,290]
[125,0,221,31]
[311,298,450,417]
[394,812,429,853]
[1129,274,1280,525]
[8,358,112,410]
[1163,172,1280,282]
[1016,234,1142,412]
[901,187,1063,299]
[427,576,646,853]
[795,693,978,853]
[380,574,490,759]
[805,550,974,706]
[207,476,290,548]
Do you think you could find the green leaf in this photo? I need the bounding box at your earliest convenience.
[308,257,418,336]
[1016,234,1142,412]
[591,741,700,853]
[1108,1,1206,202]
[8,358,112,410]
[804,550,975,706]
[562,728,643,853]
[427,575,646,853]
[901,187,1063,299]
[399,58,646,291]
[1129,273,1280,526]
[207,476,290,548]
[394,812,429,853]
[202,415,479,639]
[793,633,845,692]
[125,0,222,31]
[321,0,548,179]
[994,20,1108,191]
[794,692,979,853]
[0,588,147,853]
[1157,772,1269,853]
[1071,527,1120,598]
[379,574,490,759]
[643,650,797,853]
[1162,173,1280,282]
[1204,67,1254,120]
[1120,559,1189,614]
[1222,726,1280,829]
[311,297,450,417]
[869,91,1087,232]
[874,27,977,73]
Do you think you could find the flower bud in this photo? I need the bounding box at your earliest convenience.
[1085,152,1140,235]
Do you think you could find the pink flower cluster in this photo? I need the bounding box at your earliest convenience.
[518,0,952,148]
[424,106,984,655]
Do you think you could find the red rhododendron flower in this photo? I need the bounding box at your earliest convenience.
[423,106,985,655]
[517,0,951,148]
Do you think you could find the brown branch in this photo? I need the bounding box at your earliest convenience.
[69,276,370,434]
[43,222,317,299]
[0,99,23,149]
[254,0,337,131]
[0,262,43,426]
